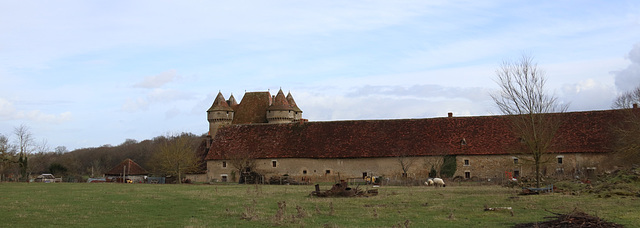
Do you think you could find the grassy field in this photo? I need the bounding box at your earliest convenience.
[0,182,638,227]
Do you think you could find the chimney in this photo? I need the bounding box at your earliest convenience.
[634,103,638,109]
[448,112,453,118]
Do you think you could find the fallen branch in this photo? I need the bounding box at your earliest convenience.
[484,204,514,216]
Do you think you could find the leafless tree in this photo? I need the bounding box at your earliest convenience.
[491,54,568,187]
[613,86,640,109]
[14,124,35,181]
[396,152,416,179]
[226,150,258,182]
[610,84,640,167]
[150,133,202,184]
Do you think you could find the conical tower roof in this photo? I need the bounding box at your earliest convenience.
[267,89,294,111]
[286,92,302,112]
[104,159,148,175]
[227,94,238,106]
[208,92,234,112]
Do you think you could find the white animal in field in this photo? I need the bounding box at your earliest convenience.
[433,178,445,187]
[425,178,445,187]
[425,178,434,186]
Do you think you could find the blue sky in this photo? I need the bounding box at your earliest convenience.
[1,1,639,150]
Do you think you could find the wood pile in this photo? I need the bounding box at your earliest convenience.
[311,181,378,197]
[513,209,624,228]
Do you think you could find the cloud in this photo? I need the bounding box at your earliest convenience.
[298,84,494,121]
[122,97,149,112]
[124,69,195,112]
[561,79,616,110]
[134,70,178,88]
[613,43,640,92]
[346,84,491,102]
[122,89,194,113]
[0,98,72,123]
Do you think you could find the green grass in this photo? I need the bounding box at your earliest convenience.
[0,182,638,227]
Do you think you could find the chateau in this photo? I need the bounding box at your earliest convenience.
[199,89,622,183]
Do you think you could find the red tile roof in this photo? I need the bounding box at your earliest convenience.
[208,92,234,112]
[105,159,149,175]
[232,92,271,124]
[206,109,620,160]
[268,89,293,111]
[286,92,302,112]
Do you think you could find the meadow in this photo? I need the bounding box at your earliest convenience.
[0,182,638,227]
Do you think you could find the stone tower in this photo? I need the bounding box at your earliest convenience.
[207,92,234,136]
[266,89,295,124]
[286,92,303,121]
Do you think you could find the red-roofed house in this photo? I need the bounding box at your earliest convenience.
[203,90,624,183]
[105,159,149,183]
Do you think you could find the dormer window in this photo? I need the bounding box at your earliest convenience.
[460,138,467,146]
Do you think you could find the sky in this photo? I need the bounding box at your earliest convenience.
[1,1,640,151]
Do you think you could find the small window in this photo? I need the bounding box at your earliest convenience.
[325,170,331,174]
[222,161,227,168]
[272,160,277,168]
[464,171,471,179]
[513,170,520,178]
[460,138,467,145]
[513,158,518,165]
[302,170,307,174]
[362,172,368,179]
[557,157,563,164]
[464,159,470,166]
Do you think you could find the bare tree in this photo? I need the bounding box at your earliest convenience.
[613,86,640,109]
[14,124,35,181]
[150,133,202,184]
[610,84,640,167]
[396,152,416,179]
[491,55,568,187]
[54,146,68,155]
[226,150,258,183]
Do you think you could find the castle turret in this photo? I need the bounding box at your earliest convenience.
[227,93,238,108]
[207,92,234,136]
[267,89,295,124]
[286,92,303,121]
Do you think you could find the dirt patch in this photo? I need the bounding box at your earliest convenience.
[513,209,624,228]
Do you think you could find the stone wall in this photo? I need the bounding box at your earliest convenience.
[206,153,609,183]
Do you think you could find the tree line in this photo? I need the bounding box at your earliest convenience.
[0,128,206,183]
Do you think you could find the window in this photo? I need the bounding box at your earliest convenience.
[272,160,277,168]
[557,156,564,164]
[325,170,331,174]
[464,159,470,166]
[513,170,520,178]
[513,158,518,165]
[302,170,307,174]
[362,172,368,179]
[222,161,227,168]
[556,168,564,175]
[221,175,228,182]
[464,171,471,179]
[460,138,467,145]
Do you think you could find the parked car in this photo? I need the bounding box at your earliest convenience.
[34,174,57,183]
